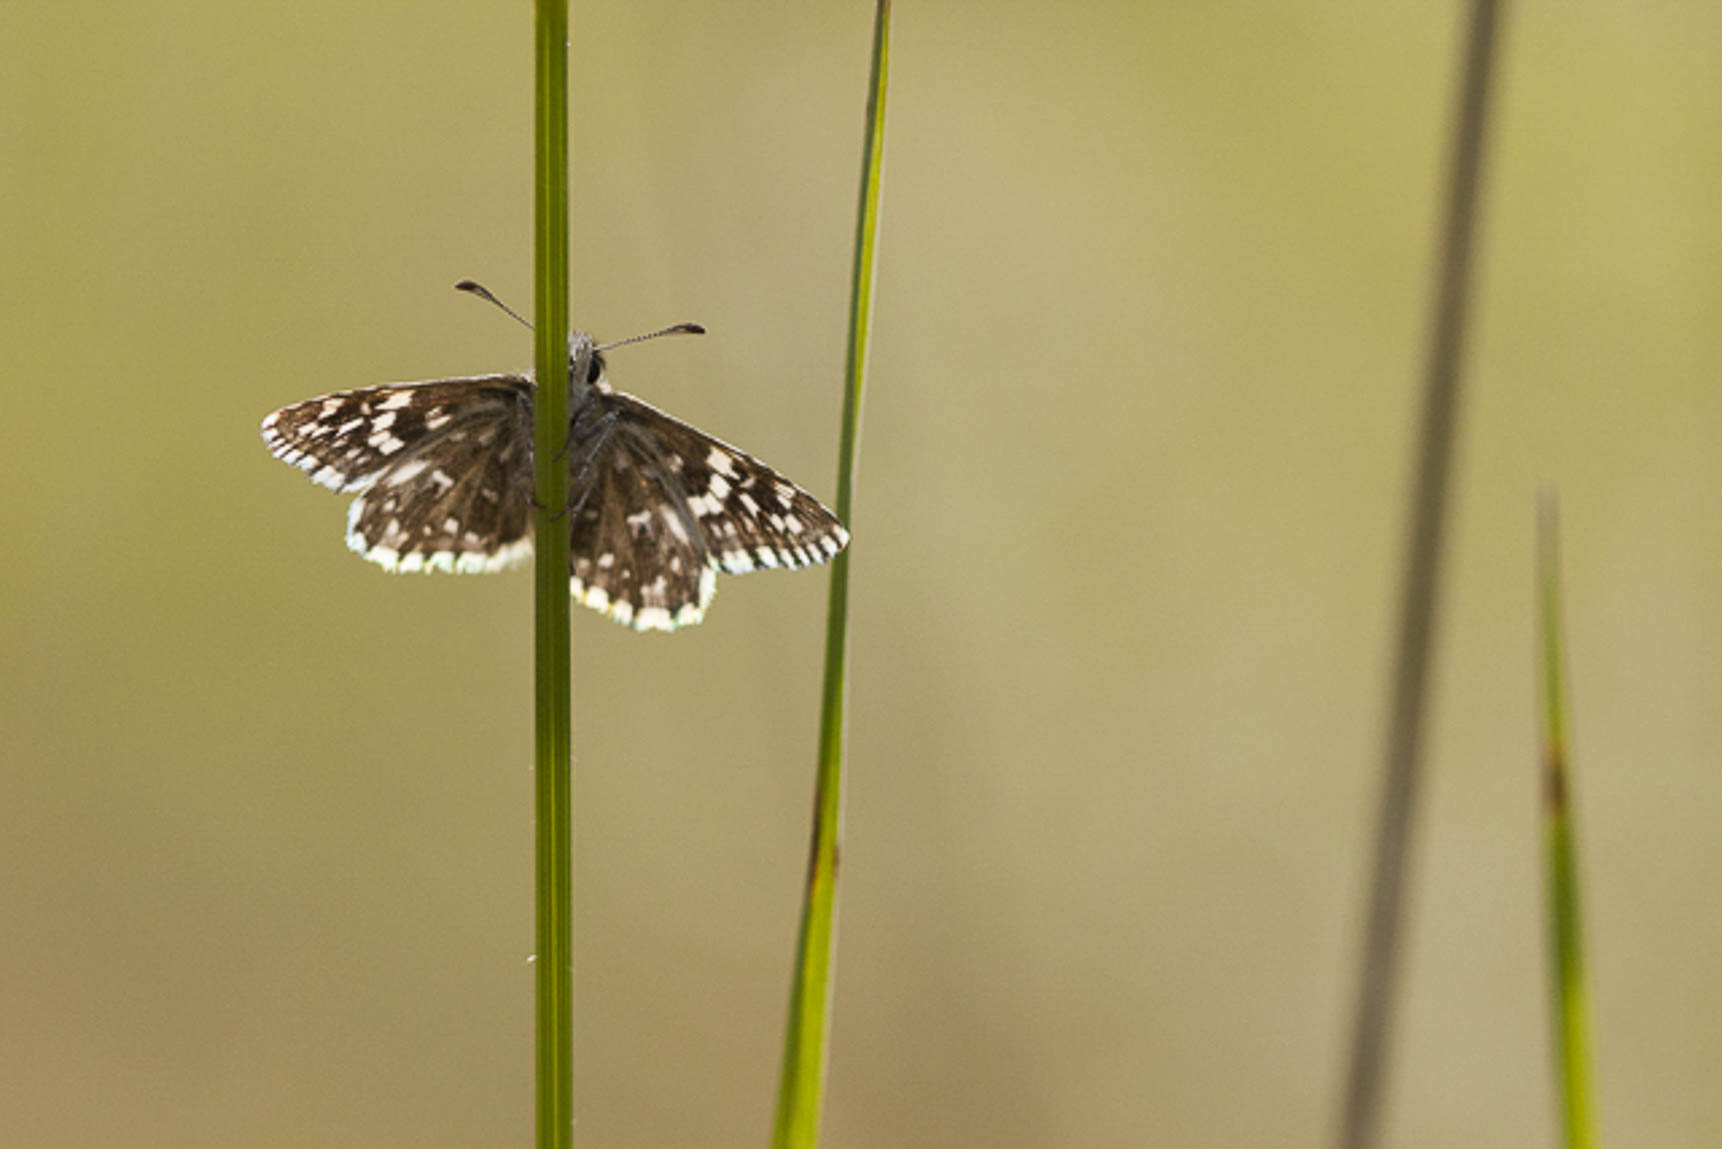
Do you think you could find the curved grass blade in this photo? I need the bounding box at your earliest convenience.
[772,3,890,1146]
[1538,496,1600,1149]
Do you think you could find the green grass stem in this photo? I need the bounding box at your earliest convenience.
[532,2,574,1147]
[1537,496,1600,1149]
[772,3,890,1146]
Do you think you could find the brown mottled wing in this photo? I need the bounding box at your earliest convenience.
[563,392,849,631]
[261,374,536,571]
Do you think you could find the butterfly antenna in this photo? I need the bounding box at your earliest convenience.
[596,323,706,352]
[455,279,534,331]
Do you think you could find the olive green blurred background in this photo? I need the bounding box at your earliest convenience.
[4,3,1720,1146]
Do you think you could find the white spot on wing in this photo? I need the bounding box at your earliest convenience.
[488,538,533,570]
[707,447,738,477]
[662,508,690,544]
[310,465,346,490]
[572,563,712,633]
[386,459,429,486]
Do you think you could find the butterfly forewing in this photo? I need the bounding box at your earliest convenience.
[261,340,849,632]
[261,375,533,493]
[607,394,850,576]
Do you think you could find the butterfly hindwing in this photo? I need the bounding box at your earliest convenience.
[565,425,717,631]
[346,405,537,573]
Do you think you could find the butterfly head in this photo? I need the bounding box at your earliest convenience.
[568,331,610,394]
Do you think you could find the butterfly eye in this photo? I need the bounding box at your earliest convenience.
[586,352,606,384]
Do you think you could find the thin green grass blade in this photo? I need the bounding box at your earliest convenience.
[533,2,574,1147]
[1537,496,1600,1149]
[772,3,890,1146]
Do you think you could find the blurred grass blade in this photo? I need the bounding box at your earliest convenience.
[533,1,574,1147]
[1538,496,1600,1149]
[1337,2,1505,1147]
[772,3,889,1147]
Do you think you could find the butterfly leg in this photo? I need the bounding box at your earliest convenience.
[552,411,619,521]
[552,408,601,464]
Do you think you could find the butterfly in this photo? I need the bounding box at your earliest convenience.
[260,287,849,632]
